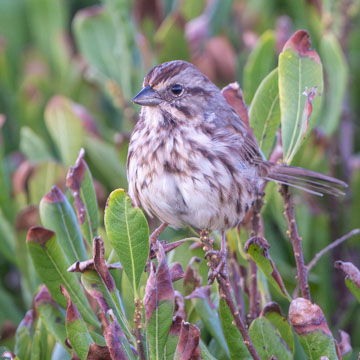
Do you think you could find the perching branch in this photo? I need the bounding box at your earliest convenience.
[200,230,261,360]
[307,229,360,272]
[280,185,311,300]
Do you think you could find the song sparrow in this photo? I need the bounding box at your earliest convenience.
[127,60,345,237]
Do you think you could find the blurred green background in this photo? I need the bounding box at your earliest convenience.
[1,0,360,357]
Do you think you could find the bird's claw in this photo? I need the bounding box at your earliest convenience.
[205,249,228,284]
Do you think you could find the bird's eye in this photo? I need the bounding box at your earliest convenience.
[171,84,183,96]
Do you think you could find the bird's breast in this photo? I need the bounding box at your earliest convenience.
[127,122,259,230]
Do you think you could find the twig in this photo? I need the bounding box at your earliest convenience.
[280,185,311,300]
[133,298,146,360]
[228,259,246,322]
[201,230,261,360]
[248,193,264,321]
[307,229,360,272]
[248,260,259,321]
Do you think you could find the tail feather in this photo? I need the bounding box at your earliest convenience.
[265,163,347,197]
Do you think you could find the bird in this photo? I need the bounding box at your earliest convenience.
[127,60,346,255]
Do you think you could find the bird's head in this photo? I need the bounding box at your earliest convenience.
[132,60,220,121]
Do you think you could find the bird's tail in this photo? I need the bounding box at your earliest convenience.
[264,163,347,196]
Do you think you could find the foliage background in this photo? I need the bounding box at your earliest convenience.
[0,0,360,358]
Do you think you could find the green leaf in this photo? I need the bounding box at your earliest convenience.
[0,131,14,222]
[345,277,360,303]
[104,189,149,294]
[39,186,88,265]
[163,318,180,360]
[44,96,84,166]
[219,298,251,360]
[84,135,127,189]
[27,227,98,326]
[147,301,174,360]
[180,0,205,21]
[187,287,229,358]
[245,237,291,301]
[61,286,93,360]
[144,244,174,360]
[318,32,348,135]
[66,149,99,247]
[0,212,16,262]
[295,331,338,360]
[19,127,53,163]
[289,298,337,360]
[81,270,132,340]
[199,340,217,360]
[0,284,23,326]
[279,30,323,164]
[28,162,66,206]
[249,68,280,159]
[50,343,71,360]
[155,13,190,63]
[30,318,48,360]
[207,0,235,35]
[35,286,69,353]
[0,0,27,83]
[243,30,276,104]
[261,303,294,354]
[14,310,34,360]
[249,317,292,359]
[73,4,136,100]
[26,0,68,75]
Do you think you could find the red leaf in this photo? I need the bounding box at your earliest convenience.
[86,343,111,360]
[283,30,321,64]
[221,82,249,127]
[26,226,55,249]
[170,263,185,283]
[183,257,202,296]
[175,321,201,360]
[144,242,175,323]
[66,149,87,225]
[289,298,332,336]
[60,286,81,323]
[103,311,131,360]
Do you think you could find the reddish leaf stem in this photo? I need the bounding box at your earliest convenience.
[280,185,311,300]
[149,222,167,245]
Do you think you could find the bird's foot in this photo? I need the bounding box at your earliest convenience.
[205,249,228,284]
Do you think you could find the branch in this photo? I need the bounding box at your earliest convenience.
[133,298,146,360]
[248,260,259,321]
[248,193,265,321]
[307,229,360,272]
[200,231,261,360]
[280,185,311,300]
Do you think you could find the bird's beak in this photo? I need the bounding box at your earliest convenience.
[132,85,162,106]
